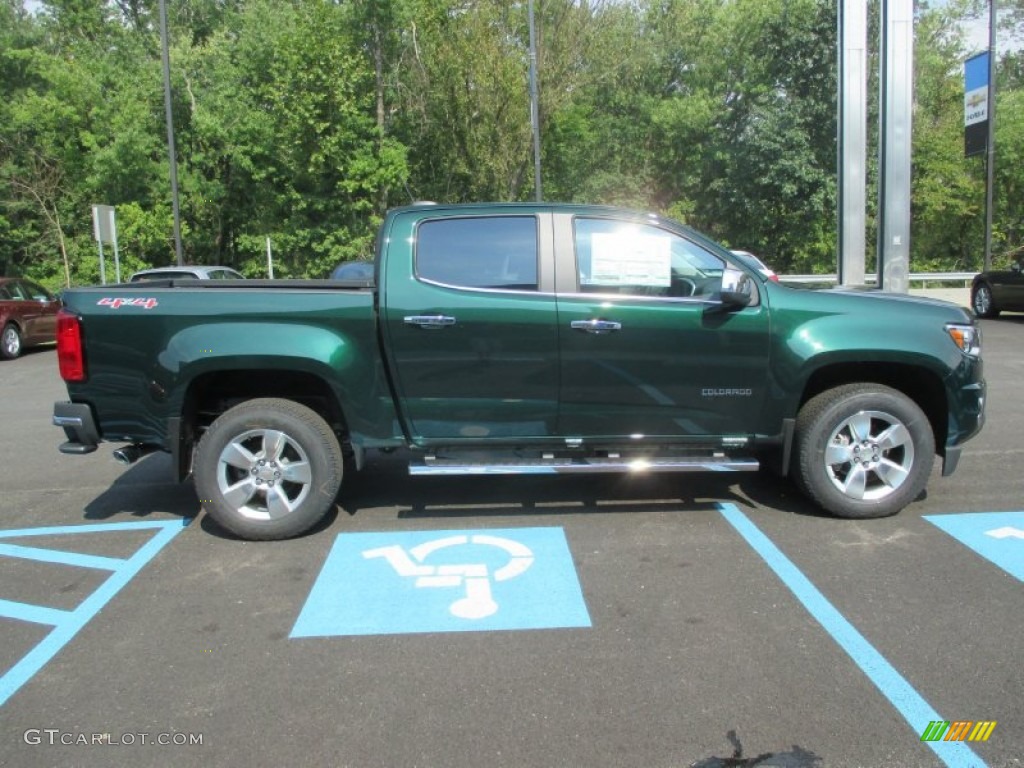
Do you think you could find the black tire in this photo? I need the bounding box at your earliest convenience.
[1,323,22,360]
[193,398,343,540]
[971,282,1000,318]
[794,384,934,519]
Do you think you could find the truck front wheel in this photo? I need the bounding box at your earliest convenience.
[194,398,343,540]
[794,384,934,519]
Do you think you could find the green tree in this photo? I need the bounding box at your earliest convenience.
[911,2,985,272]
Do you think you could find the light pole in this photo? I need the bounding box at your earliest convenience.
[159,0,185,266]
[984,0,997,272]
[528,0,542,202]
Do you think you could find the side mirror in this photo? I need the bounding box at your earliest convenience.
[719,267,754,309]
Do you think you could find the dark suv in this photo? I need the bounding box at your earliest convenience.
[972,254,1024,317]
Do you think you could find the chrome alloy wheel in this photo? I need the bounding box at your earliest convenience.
[823,410,915,501]
[2,325,20,358]
[973,284,991,316]
[216,429,313,521]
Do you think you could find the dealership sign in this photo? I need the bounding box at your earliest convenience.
[964,52,990,158]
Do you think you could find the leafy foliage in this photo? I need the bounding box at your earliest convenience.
[1,0,1021,288]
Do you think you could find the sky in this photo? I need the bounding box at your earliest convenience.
[961,13,992,54]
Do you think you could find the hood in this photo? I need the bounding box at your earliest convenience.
[823,286,962,309]
[770,284,975,324]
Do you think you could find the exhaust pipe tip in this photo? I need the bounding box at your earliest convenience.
[112,444,148,466]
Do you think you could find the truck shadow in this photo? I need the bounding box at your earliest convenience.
[82,452,198,522]
[77,448,842,537]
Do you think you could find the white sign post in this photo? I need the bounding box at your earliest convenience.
[91,205,121,284]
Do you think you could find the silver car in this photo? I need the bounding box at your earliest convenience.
[129,266,244,282]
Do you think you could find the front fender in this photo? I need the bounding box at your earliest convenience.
[765,295,969,433]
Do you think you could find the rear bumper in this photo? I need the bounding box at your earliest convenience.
[53,401,100,455]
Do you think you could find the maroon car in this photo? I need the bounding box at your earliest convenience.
[0,277,61,359]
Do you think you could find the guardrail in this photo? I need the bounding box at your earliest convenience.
[780,272,975,287]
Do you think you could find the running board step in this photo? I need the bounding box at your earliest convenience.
[410,456,759,476]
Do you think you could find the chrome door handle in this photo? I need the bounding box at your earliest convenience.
[571,319,622,334]
[404,315,457,329]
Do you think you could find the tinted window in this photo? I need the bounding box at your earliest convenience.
[6,282,30,300]
[574,218,724,299]
[209,269,242,280]
[416,217,538,290]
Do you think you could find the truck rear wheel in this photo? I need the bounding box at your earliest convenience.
[794,384,934,519]
[194,398,343,540]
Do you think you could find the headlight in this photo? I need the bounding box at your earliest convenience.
[946,323,981,357]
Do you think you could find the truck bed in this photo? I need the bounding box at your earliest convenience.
[59,280,390,454]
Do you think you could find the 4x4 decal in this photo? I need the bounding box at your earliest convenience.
[97,297,158,309]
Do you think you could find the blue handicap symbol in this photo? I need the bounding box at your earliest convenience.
[924,511,1024,582]
[291,527,591,637]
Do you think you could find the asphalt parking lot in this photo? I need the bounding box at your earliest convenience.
[0,314,1021,768]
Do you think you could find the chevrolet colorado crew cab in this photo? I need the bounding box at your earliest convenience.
[52,203,986,539]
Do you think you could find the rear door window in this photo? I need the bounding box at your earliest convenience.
[6,282,30,300]
[21,281,54,301]
[416,217,538,291]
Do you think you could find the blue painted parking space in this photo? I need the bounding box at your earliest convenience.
[291,527,591,637]
[718,504,986,768]
[0,519,190,707]
[924,511,1024,582]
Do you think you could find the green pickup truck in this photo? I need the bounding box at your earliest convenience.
[53,203,985,539]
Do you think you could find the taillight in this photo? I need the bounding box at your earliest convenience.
[57,309,86,382]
